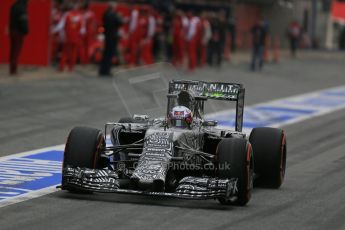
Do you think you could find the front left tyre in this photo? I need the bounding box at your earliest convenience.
[216,138,254,206]
[62,126,106,192]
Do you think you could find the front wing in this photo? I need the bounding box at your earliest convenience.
[61,167,238,200]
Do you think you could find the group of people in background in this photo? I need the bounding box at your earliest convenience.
[50,0,235,76]
[51,1,98,72]
[9,0,305,77]
[170,10,231,71]
[249,19,303,71]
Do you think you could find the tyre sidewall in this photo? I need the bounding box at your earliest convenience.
[217,138,253,206]
[250,127,286,188]
[63,126,105,169]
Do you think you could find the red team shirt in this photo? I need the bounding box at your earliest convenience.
[64,10,83,44]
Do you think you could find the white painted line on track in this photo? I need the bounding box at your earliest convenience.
[0,145,65,162]
[0,186,58,208]
[0,145,64,208]
[207,85,345,133]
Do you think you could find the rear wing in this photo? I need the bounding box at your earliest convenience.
[169,80,245,132]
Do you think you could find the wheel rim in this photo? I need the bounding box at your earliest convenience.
[279,133,287,183]
[93,134,105,169]
[245,144,254,201]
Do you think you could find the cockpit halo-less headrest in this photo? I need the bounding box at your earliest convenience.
[177,91,194,108]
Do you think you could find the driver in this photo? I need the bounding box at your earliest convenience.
[169,105,193,128]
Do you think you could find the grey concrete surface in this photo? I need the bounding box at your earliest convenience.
[0,54,345,229]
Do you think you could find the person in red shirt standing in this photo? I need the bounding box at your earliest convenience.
[172,10,184,67]
[139,8,155,65]
[80,0,97,65]
[59,3,83,71]
[185,11,201,72]
[181,13,189,66]
[51,2,63,65]
[128,7,140,66]
[200,12,211,68]
[52,4,69,67]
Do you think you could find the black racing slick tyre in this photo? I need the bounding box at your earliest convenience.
[217,138,254,206]
[62,127,107,193]
[63,126,106,169]
[249,127,287,189]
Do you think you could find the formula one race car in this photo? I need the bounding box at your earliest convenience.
[61,80,287,206]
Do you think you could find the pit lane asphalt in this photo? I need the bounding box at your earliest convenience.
[0,55,345,230]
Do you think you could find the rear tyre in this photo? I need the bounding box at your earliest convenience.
[217,138,254,206]
[249,127,287,188]
[62,126,106,192]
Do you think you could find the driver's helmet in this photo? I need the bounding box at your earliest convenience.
[169,106,193,128]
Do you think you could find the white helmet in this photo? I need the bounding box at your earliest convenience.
[169,106,193,128]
